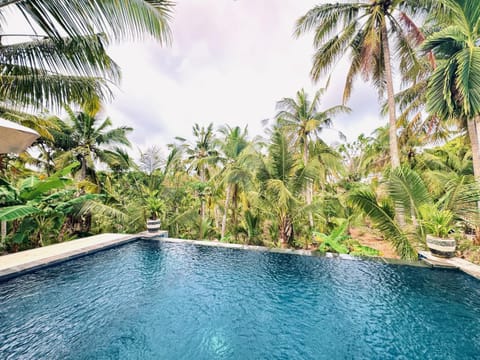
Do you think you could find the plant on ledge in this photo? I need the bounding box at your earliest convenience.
[144,190,165,233]
[145,193,165,221]
[420,205,456,258]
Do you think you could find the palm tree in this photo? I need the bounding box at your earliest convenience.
[416,139,480,231]
[52,106,132,181]
[257,129,314,247]
[275,88,349,228]
[295,0,434,169]
[424,0,480,181]
[217,125,254,240]
[423,0,480,241]
[180,123,219,222]
[0,0,172,111]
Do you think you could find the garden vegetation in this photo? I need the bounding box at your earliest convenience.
[1,0,480,262]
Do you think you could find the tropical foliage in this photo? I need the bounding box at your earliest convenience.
[3,0,480,265]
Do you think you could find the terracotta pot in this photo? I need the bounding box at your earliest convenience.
[146,219,161,233]
[426,235,456,258]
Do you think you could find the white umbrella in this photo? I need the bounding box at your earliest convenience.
[0,117,40,154]
[0,118,40,244]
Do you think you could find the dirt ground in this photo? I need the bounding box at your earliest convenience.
[349,227,399,259]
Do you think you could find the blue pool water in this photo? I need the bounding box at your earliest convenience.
[1,240,480,359]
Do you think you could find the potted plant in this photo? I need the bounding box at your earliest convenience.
[145,194,165,233]
[421,205,456,258]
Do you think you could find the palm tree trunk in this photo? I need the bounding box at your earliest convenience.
[304,142,314,229]
[80,156,87,181]
[279,214,294,248]
[381,20,400,169]
[0,154,5,176]
[200,166,206,222]
[467,117,480,244]
[232,185,239,241]
[470,117,480,180]
[381,19,405,226]
[1,220,6,246]
[221,184,231,240]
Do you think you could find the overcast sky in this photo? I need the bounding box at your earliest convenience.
[104,0,386,154]
[8,0,386,155]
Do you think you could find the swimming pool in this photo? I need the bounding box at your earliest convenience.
[1,239,479,359]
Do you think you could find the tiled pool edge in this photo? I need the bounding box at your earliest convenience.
[0,233,137,281]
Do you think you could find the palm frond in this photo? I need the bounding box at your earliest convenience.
[0,72,109,110]
[350,189,418,260]
[388,166,432,222]
[12,0,173,43]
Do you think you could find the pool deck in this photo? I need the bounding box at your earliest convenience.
[1,232,480,281]
[0,233,136,281]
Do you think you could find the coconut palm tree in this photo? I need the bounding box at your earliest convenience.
[180,123,219,222]
[416,139,480,230]
[295,0,435,169]
[424,0,480,181]
[350,166,430,260]
[257,129,315,247]
[217,125,254,240]
[52,106,132,182]
[275,88,349,228]
[423,0,480,241]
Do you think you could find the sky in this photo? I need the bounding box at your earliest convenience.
[104,0,385,155]
[7,0,386,156]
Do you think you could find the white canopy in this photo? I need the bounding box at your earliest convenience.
[0,118,40,154]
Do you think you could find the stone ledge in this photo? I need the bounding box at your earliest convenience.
[419,251,480,279]
[0,233,136,281]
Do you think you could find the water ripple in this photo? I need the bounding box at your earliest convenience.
[1,241,480,359]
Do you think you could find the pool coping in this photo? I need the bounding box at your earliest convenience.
[0,233,137,281]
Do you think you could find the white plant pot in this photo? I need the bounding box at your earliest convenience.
[146,219,161,233]
[426,235,456,258]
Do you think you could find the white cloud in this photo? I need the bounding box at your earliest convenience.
[5,1,386,157]
[104,0,386,155]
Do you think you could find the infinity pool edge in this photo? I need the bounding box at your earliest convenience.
[2,232,475,282]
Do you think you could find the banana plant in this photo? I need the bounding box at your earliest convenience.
[313,220,380,256]
[0,162,98,249]
[0,162,78,220]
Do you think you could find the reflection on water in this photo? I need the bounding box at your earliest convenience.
[1,240,480,359]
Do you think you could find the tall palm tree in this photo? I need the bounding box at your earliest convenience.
[423,0,480,241]
[217,125,254,240]
[0,0,172,111]
[52,106,132,182]
[257,129,314,247]
[180,123,219,222]
[424,0,480,181]
[275,87,349,228]
[295,0,434,169]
